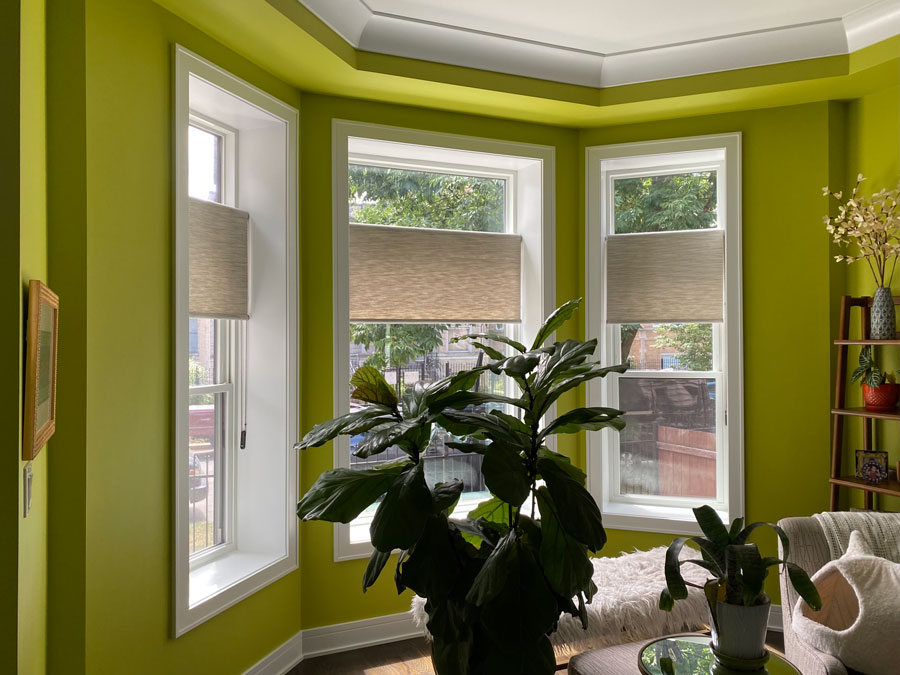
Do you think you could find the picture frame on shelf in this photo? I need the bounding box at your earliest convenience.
[23,280,59,460]
[855,449,889,484]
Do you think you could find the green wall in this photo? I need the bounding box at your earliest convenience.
[19,0,49,672]
[842,82,900,511]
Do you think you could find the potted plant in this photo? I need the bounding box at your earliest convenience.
[660,506,822,670]
[852,345,900,412]
[825,176,900,340]
[295,299,628,675]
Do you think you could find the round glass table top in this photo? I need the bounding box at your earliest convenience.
[638,635,801,675]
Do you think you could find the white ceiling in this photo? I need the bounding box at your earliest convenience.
[298,0,900,86]
[362,0,871,54]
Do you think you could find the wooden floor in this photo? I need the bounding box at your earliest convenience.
[290,633,785,675]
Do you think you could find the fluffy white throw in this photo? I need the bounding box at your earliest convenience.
[813,511,900,562]
[410,547,709,657]
[793,530,900,675]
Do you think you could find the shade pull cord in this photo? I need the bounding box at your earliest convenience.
[239,320,248,449]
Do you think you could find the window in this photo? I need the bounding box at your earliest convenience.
[586,134,743,535]
[332,122,555,560]
[174,46,298,636]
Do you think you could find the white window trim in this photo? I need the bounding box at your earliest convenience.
[585,133,743,536]
[173,45,299,636]
[331,120,556,561]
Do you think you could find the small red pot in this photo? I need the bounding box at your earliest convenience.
[862,383,900,412]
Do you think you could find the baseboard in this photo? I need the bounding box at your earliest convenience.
[768,604,783,632]
[243,611,423,675]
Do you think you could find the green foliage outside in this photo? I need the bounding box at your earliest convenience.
[655,323,713,371]
[349,164,505,232]
[350,323,446,395]
[614,172,717,233]
[188,358,213,403]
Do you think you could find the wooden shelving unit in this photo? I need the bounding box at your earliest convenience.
[831,295,900,510]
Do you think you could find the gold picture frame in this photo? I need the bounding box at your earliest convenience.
[23,280,59,460]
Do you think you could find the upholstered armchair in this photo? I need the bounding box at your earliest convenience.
[777,516,849,675]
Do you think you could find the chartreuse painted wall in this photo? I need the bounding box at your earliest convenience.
[842,81,900,512]
[19,0,49,673]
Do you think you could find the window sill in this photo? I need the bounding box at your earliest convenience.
[601,500,729,537]
[189,549,286,608]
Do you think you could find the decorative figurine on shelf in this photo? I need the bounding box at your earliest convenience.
[851,345,900,412]
[825,175,900,340]
[856,449,889,484]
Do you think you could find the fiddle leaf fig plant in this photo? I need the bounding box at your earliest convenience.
[294,299,628,675]
[659,506,822,628]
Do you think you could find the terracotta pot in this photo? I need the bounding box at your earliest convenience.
[862,383,900,412]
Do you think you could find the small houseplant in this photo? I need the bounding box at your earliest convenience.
[852,345,900,412]
[295,300,627,675]
[660,506,821,669]
[825,175,900,340]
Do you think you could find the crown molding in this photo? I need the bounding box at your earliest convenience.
[298,0,900,87]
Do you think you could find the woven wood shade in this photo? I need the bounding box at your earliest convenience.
[606,229,724,323]
[189,198,250,319]
[349,223,522,323]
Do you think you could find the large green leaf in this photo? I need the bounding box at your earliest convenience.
[296,460,411,523]
[362,548,391,592]
[533,363,629,418]
[540,406,625,439]
[350,365,399,408]
[451,332,526,353]
[467,496,510,526]
[432,479,464,514]
[536,447,586,484]
[535,487,593,598]
[466,530,517,606]
[532,338,597,389]
[353,420,424,459]
[488,353,541,378]
[662,537,691,603]
[537,458,606,552]
[482,445,530,507]
[441,410,527,449]
[735,544,766,605]
[735,521,790,560]
[399,515,467,603]
[786,561,822,611]
[468,341,505,361]
[693,505,731,548]
[431,390,526,413]
[294,407,393,450]
[531,298,582,350]
[444,441,488,455]
[370,462,433,551]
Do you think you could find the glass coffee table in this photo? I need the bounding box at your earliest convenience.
[639,635,801,675]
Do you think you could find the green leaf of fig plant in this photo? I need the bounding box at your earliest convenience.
[659,506,822,632]
[294,299,628,675]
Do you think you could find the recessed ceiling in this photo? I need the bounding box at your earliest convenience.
[299,0,900,86]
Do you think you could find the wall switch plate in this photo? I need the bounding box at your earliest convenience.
[23,463,33,518]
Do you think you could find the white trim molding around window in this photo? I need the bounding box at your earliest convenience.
[331,121,556,561]
[173,46,299,636]
[585,133,743,536]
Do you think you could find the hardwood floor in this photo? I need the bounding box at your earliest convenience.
[290,632,786,674]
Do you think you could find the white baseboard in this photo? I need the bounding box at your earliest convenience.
[243,610,423,675]
[768,604,783,632]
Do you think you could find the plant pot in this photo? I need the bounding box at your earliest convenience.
[870,286,896,340]
[862,383,900,412]
[709,595,770,662]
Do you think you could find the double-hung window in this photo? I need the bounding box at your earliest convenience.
[586,134,743,535]
[332,122,555,560]
[174,47,298,635]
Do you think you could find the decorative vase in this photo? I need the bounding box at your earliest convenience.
[709,595,770,672]
[862,383,900,412]
[870,287,896,340]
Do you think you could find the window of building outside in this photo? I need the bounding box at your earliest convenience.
[586,135,743,535]
[174,46,298,636]
[332,123,554,560]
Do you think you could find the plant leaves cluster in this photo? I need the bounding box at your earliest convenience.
[295,299,628,675]
[659,506,822,631]
[851,345,898,387]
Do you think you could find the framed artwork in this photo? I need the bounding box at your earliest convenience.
[855,449,889,484]
[23,280,59,460]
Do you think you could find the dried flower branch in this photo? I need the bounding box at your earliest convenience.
[824,175,900,288]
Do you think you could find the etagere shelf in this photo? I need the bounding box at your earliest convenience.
[830,295,900,510]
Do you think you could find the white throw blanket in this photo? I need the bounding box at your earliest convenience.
[813,511,900,562]
[411,546,710,657]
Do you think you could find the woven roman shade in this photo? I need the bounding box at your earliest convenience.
[349,223,522,323]
[189,198,250,319]
[606,229,724,323]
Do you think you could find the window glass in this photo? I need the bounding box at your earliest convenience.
[349,164,505,232]
[188,318,221,386]
[617,377,717,499]
[620,323,713,371]
[188,125,222,203]
[613,171,717,233]
[188,392,226,554]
